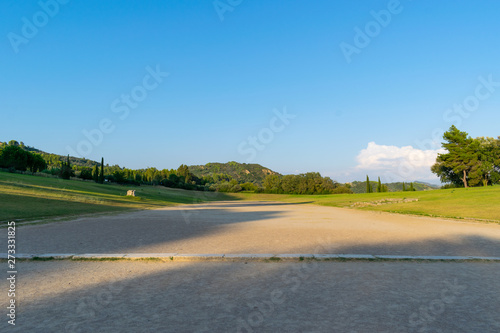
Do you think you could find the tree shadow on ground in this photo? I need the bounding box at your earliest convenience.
[5,201,500,256]
[7,256,500,333]
[9,206,286,253]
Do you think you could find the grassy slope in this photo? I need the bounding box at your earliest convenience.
[0,172,235,222]
[231,186,500,222]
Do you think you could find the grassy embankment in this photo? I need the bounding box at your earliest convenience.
[0,172,234,223]
[2,172,499,223]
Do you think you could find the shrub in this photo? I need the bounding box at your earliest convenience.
[331,186,353,194]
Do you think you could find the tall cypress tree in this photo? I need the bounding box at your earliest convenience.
[402,182,406,191]
[93,164,99,183]
[99,157,105,184]
[409,182,415,191]
[60,155,73,180]
[377,177,382,193]
[366,175,372,193]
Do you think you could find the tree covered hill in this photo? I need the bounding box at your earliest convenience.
[1,141,281,188]
[188,162,280,186]
[0,140,98,168]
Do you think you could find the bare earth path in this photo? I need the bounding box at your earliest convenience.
[1,261,499,332]
[2,201,500,332]
[5,201,500,256]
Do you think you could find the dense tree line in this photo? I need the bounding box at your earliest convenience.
[103,164,217,190]
[0,142,267,191]
[0,142,47,173]
[260,172,352,195]
[1,140,350,194]
[431,126,500,187]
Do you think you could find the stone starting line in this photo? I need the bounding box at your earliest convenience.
[2,253,500,262]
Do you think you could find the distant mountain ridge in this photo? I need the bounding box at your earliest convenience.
[188,162,280,186]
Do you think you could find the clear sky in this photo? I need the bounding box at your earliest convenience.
[2,0,500,183]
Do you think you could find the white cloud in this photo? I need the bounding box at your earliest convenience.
[353,142,445,182]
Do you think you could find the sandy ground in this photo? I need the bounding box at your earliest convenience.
[0,260,499,332]
[2,201,500,332]
[4,201,500,256]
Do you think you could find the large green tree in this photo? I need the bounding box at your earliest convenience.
[27,153,47,173]
[263,174,281,193]
[79,167,93,180]
[472,137,500,186]
[432,126,500,187]
[0,144,46,172]
[432,126,477,188]
[177,164,193,183]
[262,173,349,195]
[0,145,29,170]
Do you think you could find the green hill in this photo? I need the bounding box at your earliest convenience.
[1,141,281,188]
[0,140,98,168]
[189,162,280,186]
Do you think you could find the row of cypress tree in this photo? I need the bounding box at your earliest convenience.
[365,175,415,193]
[60,155,105,183]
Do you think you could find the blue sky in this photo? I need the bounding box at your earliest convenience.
[2,0,500,183]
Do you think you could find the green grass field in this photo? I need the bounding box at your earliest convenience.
[231,187,500,222]
[1,172,499,223]
[0,172,235,223]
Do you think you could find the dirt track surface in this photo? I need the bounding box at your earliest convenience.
[2,202,500,332]
[1,260,499,332]
[6,201,500,256]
